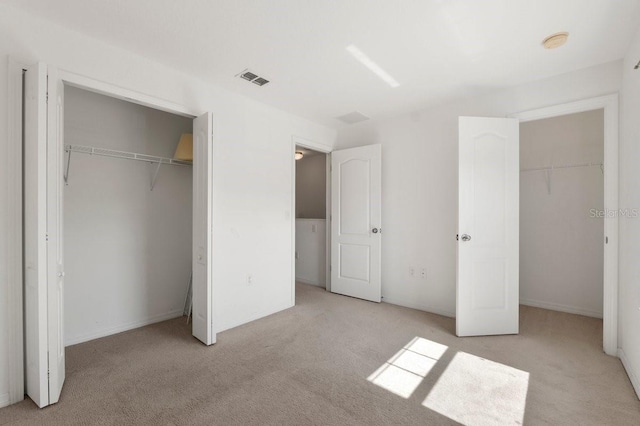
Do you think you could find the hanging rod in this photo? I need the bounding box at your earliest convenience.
[521,162,603,173]
[64,144,192,190]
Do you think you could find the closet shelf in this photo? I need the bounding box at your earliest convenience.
[65,144,192,166]
[520,162,603,173]
[520,162,603,195]
[64,144,192,190]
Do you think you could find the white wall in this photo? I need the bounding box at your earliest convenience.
[619,26,640,398]
[336,60,622,317]
[295,154,326,219]
[520,110,604,318]
[64,86,193,345]
[295,219,327,287]
[0,4,335,405]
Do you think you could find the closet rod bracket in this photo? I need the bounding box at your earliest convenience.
[64,147,72,185]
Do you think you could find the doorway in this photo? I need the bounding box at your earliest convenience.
[63,86,194,346]
[512,95,619,356]
[519,109,605,320]
[13,62,215,408]
[294,146,328,289]
[456,95,619,355]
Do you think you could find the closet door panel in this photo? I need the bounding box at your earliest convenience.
[192,112,215,345]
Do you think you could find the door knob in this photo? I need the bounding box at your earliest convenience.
[372,228,379,234]
[460,234,471,242]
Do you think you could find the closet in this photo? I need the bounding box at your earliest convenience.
[519,109,604,319]
[63,86,193,346]
[294,148,327,288]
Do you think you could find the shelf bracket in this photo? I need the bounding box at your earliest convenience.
[64,148,72,185]
[150,162,162,191]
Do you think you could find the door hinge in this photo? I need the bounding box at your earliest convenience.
[606,236,609,244]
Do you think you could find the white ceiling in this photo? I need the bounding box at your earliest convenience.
[8,0,640,128]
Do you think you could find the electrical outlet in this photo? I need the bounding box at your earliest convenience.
[409,267,415,277]
[247,274,253,285]
[420,268,426,279]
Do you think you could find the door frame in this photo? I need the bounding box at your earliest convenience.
[509,94,619,356]
[291,136,333,303]
[7,59,206,405]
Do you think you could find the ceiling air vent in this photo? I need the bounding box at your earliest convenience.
[336,111,370,124]
[236,69,270,87]
[240,71,259,81]
[252,77,269,86]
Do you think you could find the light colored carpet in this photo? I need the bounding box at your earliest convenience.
[1,283,638,425]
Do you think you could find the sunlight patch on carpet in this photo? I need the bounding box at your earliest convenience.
[367,337,448,398]
[422,352,529,425]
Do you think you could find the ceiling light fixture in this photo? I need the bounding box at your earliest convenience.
[542,32,569,49]
[295,151,304,160]
[346,44,400,88]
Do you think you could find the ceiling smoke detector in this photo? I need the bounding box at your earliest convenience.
[542,32,569,49]
[237,69,270,87]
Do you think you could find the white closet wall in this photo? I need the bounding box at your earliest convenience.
[295,154,326,219]
[64,87,193,346]
[520,110,604,318]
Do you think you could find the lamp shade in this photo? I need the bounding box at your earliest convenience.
[174,133,193,161]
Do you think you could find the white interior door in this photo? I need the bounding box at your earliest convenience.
[331,144,382,302]
[24,63,65,407]
[457,117,519,337]
[192,112,215,345]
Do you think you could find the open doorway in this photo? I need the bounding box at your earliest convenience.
[294,146,328,289]
[519,109,605,321]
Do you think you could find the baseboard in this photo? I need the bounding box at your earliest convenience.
[381,295,455,318]
[519,298,603,319]
[295,277,325,288]
[65,309,184,347]
[619,348,640,400]
[0,392,10,409]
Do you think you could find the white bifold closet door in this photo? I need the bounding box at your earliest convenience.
[24,63,66,408]
[192,112,215,346]
[457,116,519,337]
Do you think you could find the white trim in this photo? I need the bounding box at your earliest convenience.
[519,298,603,319]
[7,57,26,405]
[0,392,10,409]
[619,348,640,399]
[291,136,332,305]
[382,295,456,318]
[65,310,184,347]
[510,93,619,356]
